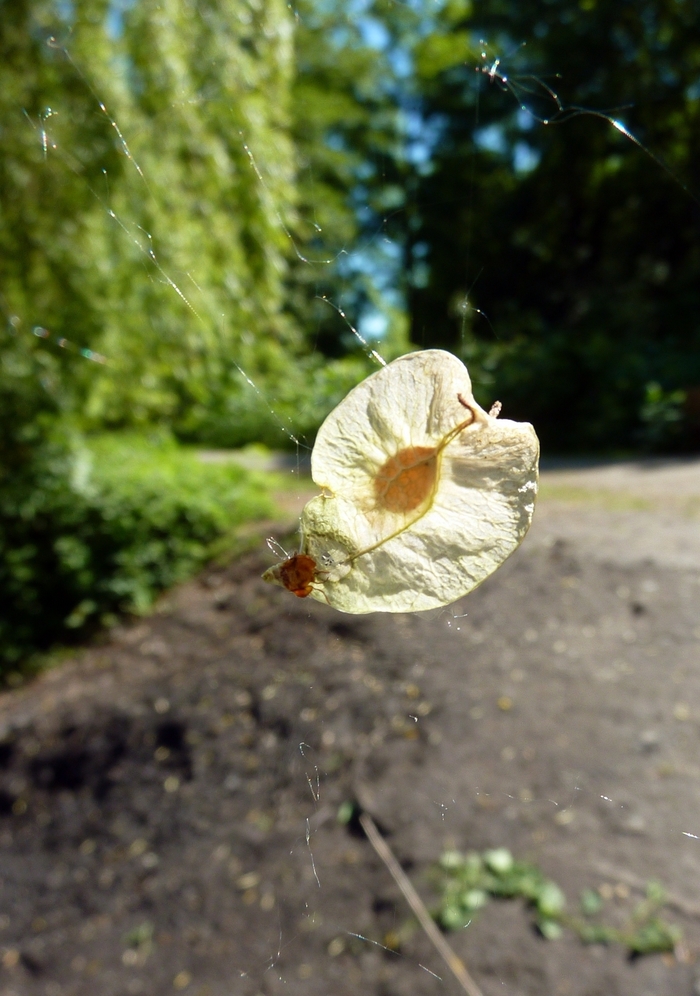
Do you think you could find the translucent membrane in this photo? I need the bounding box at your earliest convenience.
[374,447,437,514]
[263,349,539,613]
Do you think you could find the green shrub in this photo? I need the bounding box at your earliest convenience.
[176,354,373,450]
[0,432,275,675]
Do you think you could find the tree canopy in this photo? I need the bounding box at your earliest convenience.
[405,0,700,450]
[1,0,699,452]
[1,0,305,447]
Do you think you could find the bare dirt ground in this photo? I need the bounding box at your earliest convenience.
[1,459,700,996]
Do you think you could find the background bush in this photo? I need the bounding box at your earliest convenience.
[0,432,275,674]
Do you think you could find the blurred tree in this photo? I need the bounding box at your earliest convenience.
[0,0,118,449]
[407,0,700,451]
[288,0,414,361]
[88,0,302,437]
[91,0,303,441]
[0,0,303,444]
[4,0,698,455]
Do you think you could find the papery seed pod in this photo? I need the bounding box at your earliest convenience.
[263,350,539,613]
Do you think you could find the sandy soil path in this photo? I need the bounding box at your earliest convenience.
[0,458,698,996]
[533,457,700,570]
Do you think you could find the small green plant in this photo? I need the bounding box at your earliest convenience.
[122,921,155,967]
[434,849,681,957]
[574,880,682,956]
[435,847,565,940]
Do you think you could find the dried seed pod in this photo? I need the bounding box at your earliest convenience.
[263,349,539,613]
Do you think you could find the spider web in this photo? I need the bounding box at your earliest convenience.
[4,3,700,995]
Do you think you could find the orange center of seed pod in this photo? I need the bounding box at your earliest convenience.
[373,446,438,514]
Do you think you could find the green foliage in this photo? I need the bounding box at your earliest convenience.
[639,382,687,449]
[434,848,681,956]
[0,320,68,475]
[575,880,682,955]
[405,0,700,452]
[179,352,374,448]
[0,0,307,440]
[0,432,275,674]
[289,0,412,361]
[4,0,699,464]
[85,0,304,433]
[436,847,565,939]
[0,0,121,378]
